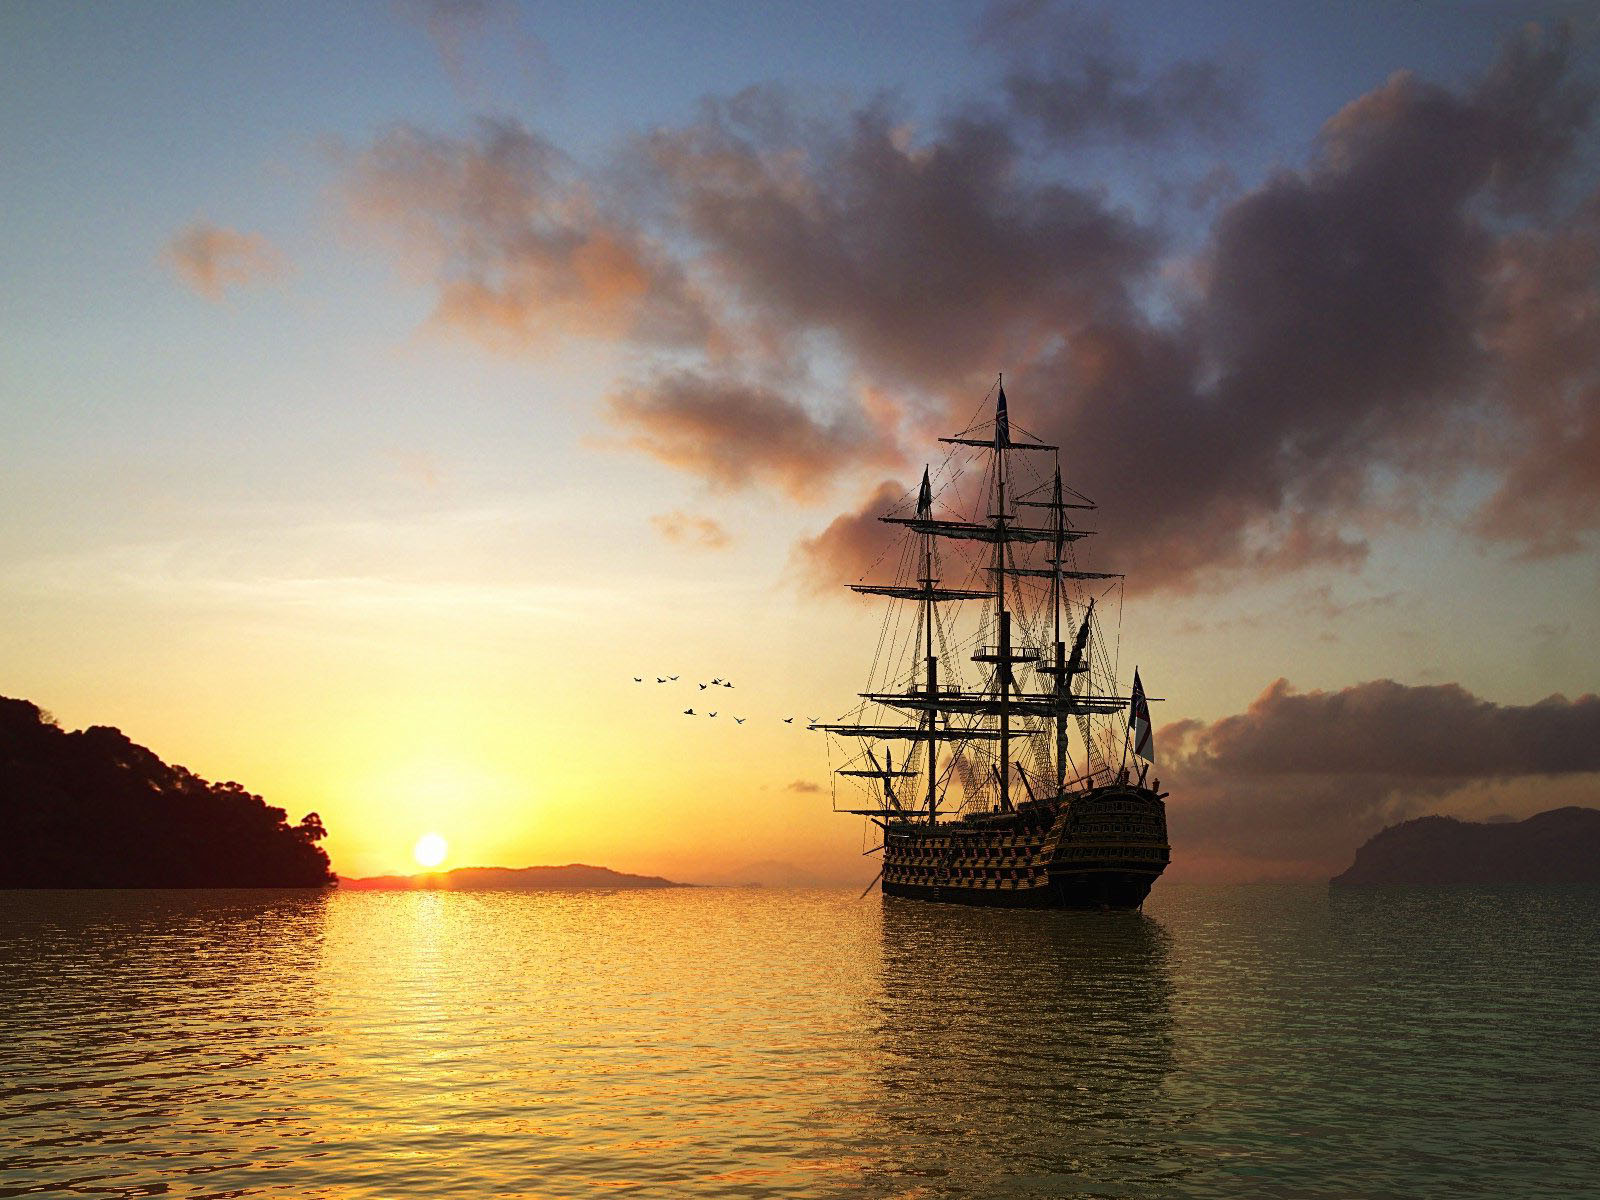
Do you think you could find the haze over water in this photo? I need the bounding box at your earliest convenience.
[2,885,1596,1197]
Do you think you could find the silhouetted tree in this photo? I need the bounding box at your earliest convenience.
[0,696,336,888]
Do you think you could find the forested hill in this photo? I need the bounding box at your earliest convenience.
[0,696,334,888]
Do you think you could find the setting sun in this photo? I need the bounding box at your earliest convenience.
[413,833,448,869]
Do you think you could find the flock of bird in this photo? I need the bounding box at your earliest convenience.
[632,673,818,726]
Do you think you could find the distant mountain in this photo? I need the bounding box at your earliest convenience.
[694,859,858,888]
[342,864,689,890]
[0,696,333,888]
[1331,807,1600,886]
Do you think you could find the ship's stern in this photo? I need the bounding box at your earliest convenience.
[1046,785,1170,908]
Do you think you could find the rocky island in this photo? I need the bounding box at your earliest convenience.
[1332,807,1600,886]
[0,696,334,888]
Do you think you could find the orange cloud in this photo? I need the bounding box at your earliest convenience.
[608,370,901,501]
[164,222,285,300]
[791,479,907,593]
[341,118,708,351]
[650,510,731,549]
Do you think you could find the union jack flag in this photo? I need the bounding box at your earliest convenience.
[1129,669,1155,762]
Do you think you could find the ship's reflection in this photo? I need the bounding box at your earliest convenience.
[853,897,1176,1195]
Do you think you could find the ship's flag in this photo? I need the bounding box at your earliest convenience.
[1129,668,1155,762]
[917,465,932,517]
[995,384,1010,445]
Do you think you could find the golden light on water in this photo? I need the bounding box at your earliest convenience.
[413,833,448,869]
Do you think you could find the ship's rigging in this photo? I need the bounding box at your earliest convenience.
[814,379,1151,828]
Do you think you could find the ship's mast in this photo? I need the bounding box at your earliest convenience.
[1051,461,1068,794]
[818,379,1149,823]
[919,467,938,826]
[993,385,1012,812]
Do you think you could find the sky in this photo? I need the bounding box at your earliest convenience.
[3,0,1599,883]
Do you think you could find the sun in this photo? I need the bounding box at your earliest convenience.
[413,832,448,869]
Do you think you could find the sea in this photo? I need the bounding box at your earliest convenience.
[1,884,1596,1198]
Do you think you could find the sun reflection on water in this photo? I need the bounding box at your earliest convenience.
[1,886,1596,1197]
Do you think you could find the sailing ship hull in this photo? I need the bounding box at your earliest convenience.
[881,872,1159,909]
[879,785,1169,911]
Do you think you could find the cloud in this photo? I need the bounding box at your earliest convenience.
[329,16,1598,588]
[785,779,822,794]
[642,22,1596,590]
[650,510,731,549]
[1161,677,1600,878]
[384,449,444,490]
[639,87,1157,391]
[979,2,1254,145]
[1173,677,1600,778]
[832,22,1588,594]
[397,0,506,74]
[340,118,709,351]
[395,0,551,99]
[792,479,910,591]
[1469,194,1600,555]
[164,222,285,300]
[987,23,1599,589]
[607,369,901,501]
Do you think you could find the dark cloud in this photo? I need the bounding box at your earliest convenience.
[979,2,1253,145]
[164,222,285,300]
[397,0,507,79]
[792,479,910,591]
[785,779,823,794]
[394,0,554,103]
[1162,677,1600,877]
[1000,23,1599,588]
[341,118,709,351]
[1173,677,1600,778]
[1167,163,1241,212]
[332,16,1598,586]
[607,370,900,501]
[614,73,1156,498]
[1469,194,1600,555]
[639,88,1157,390]
[697,23,1595,591]
[650,510,731,549]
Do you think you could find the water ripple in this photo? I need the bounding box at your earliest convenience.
[0,885,1596,1196]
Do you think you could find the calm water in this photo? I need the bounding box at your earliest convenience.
[2,884,1597,1198]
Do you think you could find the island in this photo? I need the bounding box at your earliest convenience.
[341,864,688,890]
[0,696,334,888]
[1331,807,1600,886]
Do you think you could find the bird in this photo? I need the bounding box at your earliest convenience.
[708,711,718,718]
[669,675,679,681]
[734,717,745,724]
[657,677,667,683]
[711,677,722,685]
[633,677,642,682]
[698,683,707,690]
[783,717,794,724]
[684,708,695,715]
[723,682,733,688]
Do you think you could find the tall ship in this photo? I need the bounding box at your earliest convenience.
[812,381,1169,909]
